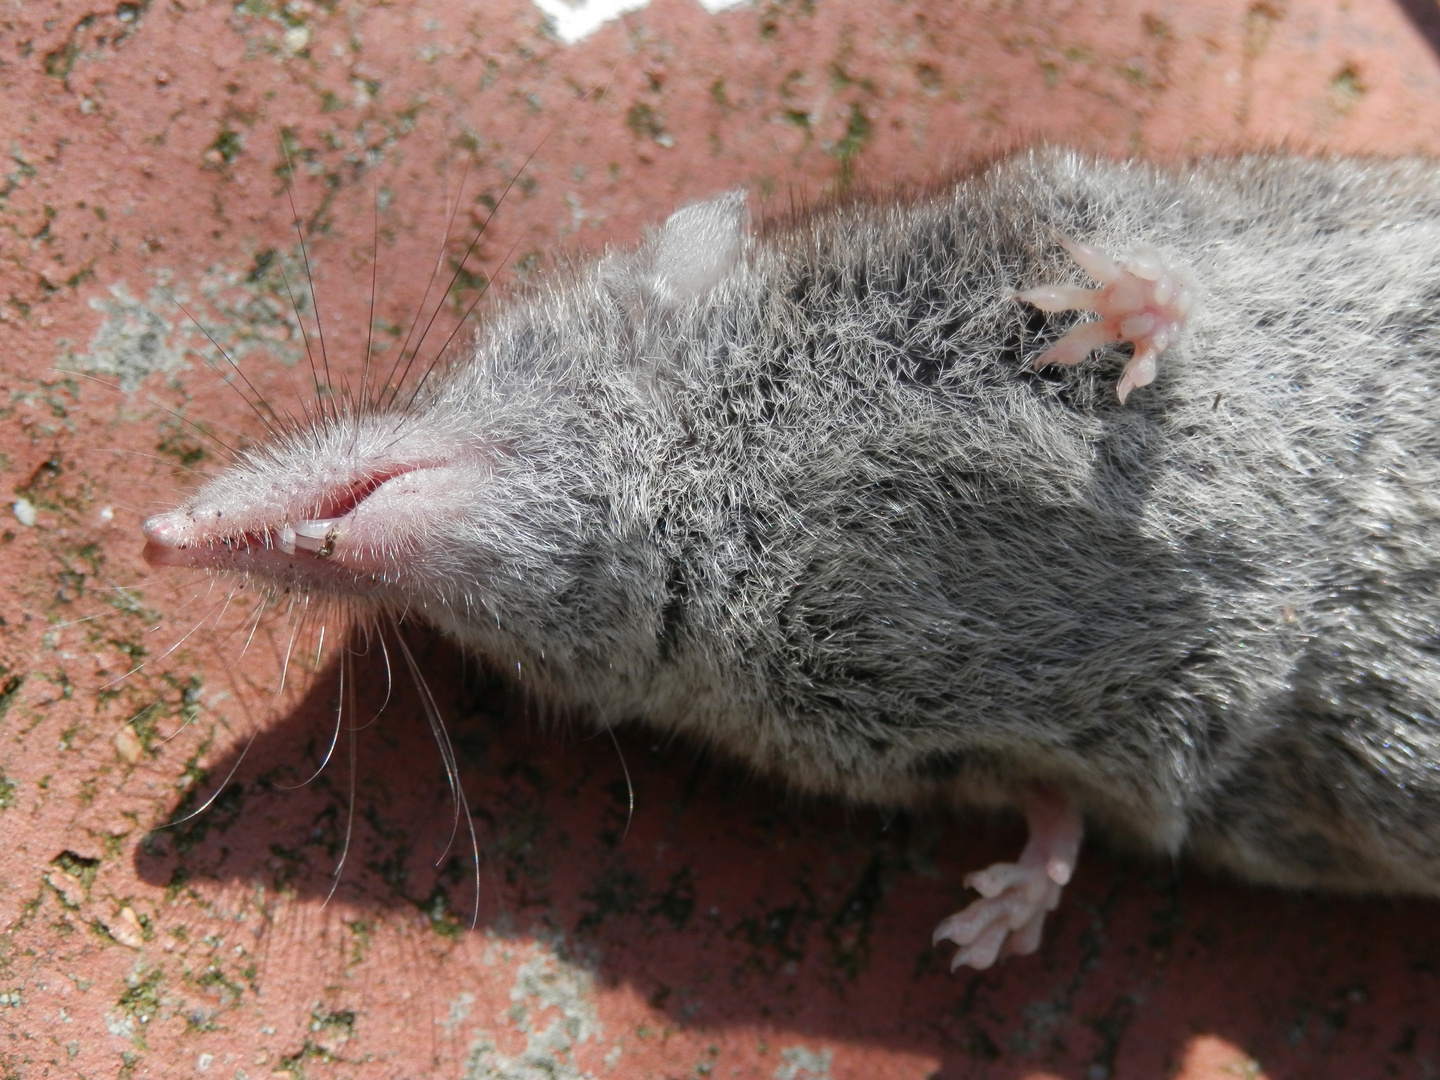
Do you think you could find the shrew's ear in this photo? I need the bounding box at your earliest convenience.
[648,189,749,306]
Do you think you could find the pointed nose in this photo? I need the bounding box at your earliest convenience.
[141,509,191,548]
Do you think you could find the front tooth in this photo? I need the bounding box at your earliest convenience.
[293,518,340,553]
[278,524,296,555]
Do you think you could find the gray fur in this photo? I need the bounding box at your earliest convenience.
[158,148,1440,899]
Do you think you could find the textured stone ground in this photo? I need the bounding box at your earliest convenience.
[2,0,1440,1077]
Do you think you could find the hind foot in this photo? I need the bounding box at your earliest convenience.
[1017,239,1193,404]
[933,785,1084,971]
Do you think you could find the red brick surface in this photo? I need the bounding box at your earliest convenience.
[2,1,1439,1077]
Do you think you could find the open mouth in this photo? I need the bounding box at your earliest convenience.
[265,467,414,557]
[142,464,424,571]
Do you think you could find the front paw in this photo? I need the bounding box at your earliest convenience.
[1017,238,1194,404]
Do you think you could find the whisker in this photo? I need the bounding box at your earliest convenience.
[88,449,211,482]
[275,649,344,790]
[280,141,338,426]
[204,583,243,642]
[273,617,303,701]
[44,611,113,631]
[236,596,271,662]
[401,230,525,415]
[104,588,232,688]
[324,646,361,907]
[392,618,482,927]
[349,619,394,730]
[603,723,635,842]
[154,727,258,829]
[359,175,381,415]
[277,259,331,430]
[104,237,283,435]
[141,574,222,631]
[390,80,621,411]
[62,370,244,462]
[379,156,475,409]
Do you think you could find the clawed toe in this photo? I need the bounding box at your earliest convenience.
[933,784,1084,972]
[932,860,1063,970]
[1017,237,1193,403]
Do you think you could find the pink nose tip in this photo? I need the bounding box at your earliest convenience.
[141,510,189,547]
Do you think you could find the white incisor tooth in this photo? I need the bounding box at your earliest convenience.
[293,518,340,552]
[278,523,296,555]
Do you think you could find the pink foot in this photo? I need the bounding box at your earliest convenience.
[1017,238,1193,404]
[932,785,1084,971]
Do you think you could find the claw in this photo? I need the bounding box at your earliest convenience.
[933,785,1084,971]
[1060,238,1123,283]
[1014,283,1100,313]
[1031,320,1119,370]
[1018,238,1192,402]
[1116,347,1160,405]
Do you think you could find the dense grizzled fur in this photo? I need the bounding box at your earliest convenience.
[158,148,1440,900]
